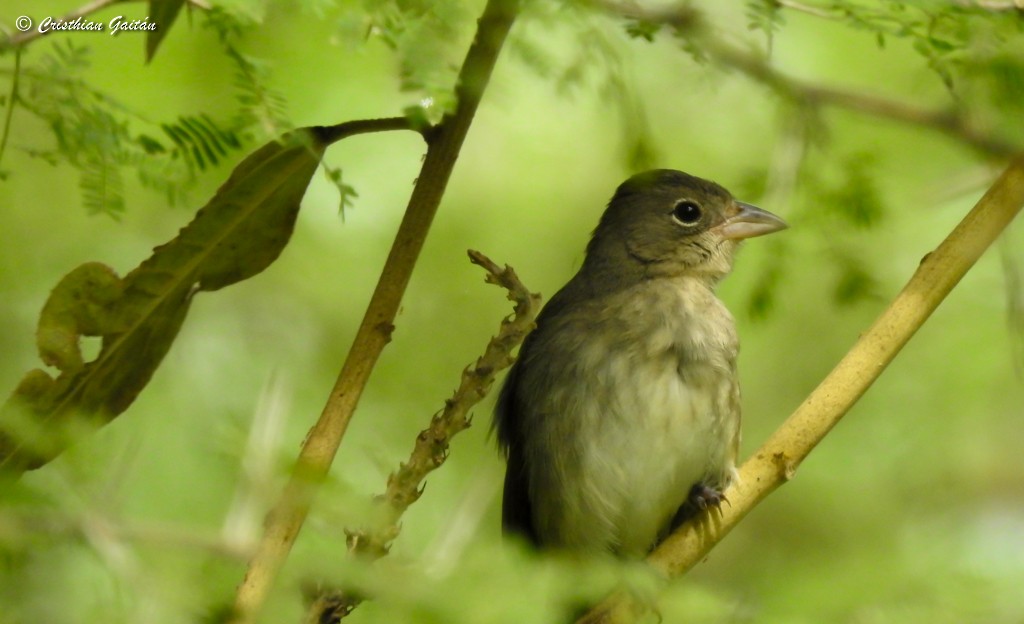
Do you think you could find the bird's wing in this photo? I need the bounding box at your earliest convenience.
[495,360,541,546]
[501,441,540,546]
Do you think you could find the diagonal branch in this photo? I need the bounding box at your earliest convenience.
[578,157,1024,624]
[228,2,521,622]
[304,250,540,624]
[704,42,1019,158]
[595,1,1020,158]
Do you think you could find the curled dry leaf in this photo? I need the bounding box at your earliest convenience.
[0,129,327,472]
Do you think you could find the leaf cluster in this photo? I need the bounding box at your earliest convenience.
[3,38,251,215]
[510,3,663,171]
[336,0,475,121]
[204,7,292,136]
[742,0,1024,137]
[0,5,307,215]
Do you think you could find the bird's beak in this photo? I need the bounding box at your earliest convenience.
[717,201,788,240]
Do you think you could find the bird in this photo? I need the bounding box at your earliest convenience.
[494,169,787,557]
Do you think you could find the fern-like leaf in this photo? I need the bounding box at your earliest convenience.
[80,152,126,217]
[158,114,245,173]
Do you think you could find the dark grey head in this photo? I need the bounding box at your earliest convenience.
[582,169,787,285]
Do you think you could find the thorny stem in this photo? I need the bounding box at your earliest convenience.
[304,250,540,624]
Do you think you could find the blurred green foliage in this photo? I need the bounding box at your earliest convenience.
[1,1,1023,623]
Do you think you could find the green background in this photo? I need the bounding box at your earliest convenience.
[1,1,1022,622]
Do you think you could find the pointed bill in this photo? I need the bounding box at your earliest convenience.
[718,201,788,240]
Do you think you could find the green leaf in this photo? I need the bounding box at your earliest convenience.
[204,8,291,135]
[0,129,327,472]
[146,0,187,63]
[180,131,325,290]
[745,0,785,51]
[624,20,661,42]
[323,164,359,218]
[928,36,955,53]
[137,134,167,154]
[80,152,126,217]
[159,115,244,173]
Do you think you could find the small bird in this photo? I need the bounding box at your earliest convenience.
[494,169,787,557]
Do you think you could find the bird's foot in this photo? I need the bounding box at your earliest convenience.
[686,483,728,511]
[669,483,729,531]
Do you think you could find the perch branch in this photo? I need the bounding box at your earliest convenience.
[304,250,540,624]
[229,2,521,622]
[578,158,1024,624]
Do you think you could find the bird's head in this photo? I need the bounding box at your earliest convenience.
[584,169,787,285]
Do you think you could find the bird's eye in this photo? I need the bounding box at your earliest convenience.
[671,200,702,226]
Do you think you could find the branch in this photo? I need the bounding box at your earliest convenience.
[596,2,1020,158]
[0,47,20,171]
[314,117,419,145]
[774,0,835,19]
[778,0,1024,17]
[304,250,540,624]
[578,157,1024,624]
[705,43,1020,158]
[229,2,521,622]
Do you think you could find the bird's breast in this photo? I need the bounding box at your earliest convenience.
[521,278,741,555]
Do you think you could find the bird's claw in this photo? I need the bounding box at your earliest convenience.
[687,483,728,510]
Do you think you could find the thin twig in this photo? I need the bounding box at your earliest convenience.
[315,117,419,145]
[706,43,1019,157]
[229,2,521,623]
[595,1,1020,158]
[0,47,20,172]
[304,250,540,624]
[578,158,1024,623]
[775,0,836,19]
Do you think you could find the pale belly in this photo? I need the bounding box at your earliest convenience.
[527,345,738,556]
[519,278,741,555]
